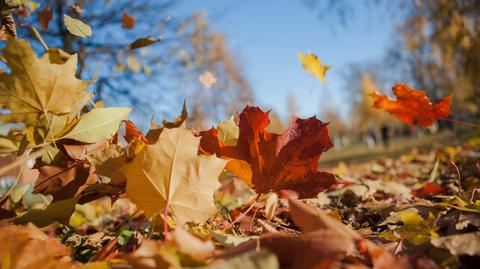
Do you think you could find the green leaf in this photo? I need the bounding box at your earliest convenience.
[61,107,131,143]
[63,14,92,38]
[14,196,79,227]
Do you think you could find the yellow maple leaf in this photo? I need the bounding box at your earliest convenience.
[298,52,331,83]
[122,127,227,225]
[0,39,91,126]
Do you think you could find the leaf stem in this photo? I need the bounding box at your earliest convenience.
[439,117,480,129]
[163,201,170,237]
[449,160,462,193]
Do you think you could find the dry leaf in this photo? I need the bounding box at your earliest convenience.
[121,11,136,29]
[0,39,90,126]
[63,14,92,37]
[0,224,70,268]
[371,83,451,126]
[128,36,161,50]
[199,105,338,198]
[298,52,331,83]
[122,127,227,224]
[198,70,217,89]
[38,8,53,30]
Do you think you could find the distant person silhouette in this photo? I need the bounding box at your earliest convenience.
[381,124,390,148]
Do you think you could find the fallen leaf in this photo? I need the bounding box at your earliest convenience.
[122,127,228,224]
[211,232,254,248]
[168,227,215,260]
[38,7,53,30]
[0,224,71,268]
[0,39,90,126]
[124,120,149,144]
[34,161,96,201]
[203,249,279,269]
[199,105,338,198]
[298,52,331,83]
[128,36,161,50]
[63,140,108,160]
[61,107,131,143]
[263,193,278,221]
[64,14,92,37]
[198,70,217,89]
[371,83,451,126]
[431,232,480,256]
[413,183,447,198]
[14,196,80,227]
[121,11,136,29]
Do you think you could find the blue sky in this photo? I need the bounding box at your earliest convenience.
[176,0,401,120]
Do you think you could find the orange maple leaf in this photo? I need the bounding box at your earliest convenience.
[199,105,338,198]
[371,83,451,127]
[123,120,150,144]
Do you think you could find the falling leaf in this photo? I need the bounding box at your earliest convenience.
[297,52,331,83]
[122,127,228,224]
[37,7,53,30]
[128,36,161,50]
[121,11,136,29]
[127,54,141,73]
[198,70,217,89]
[63,14,92,37]
[199,105,338,198]
[145,101,189,144]
[61,107,132,143]
[0,39,91,126]
[371,83,452,127]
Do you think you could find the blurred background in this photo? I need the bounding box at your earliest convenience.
[3,0,480,163]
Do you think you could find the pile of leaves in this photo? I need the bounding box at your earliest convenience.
[0,38,479,269]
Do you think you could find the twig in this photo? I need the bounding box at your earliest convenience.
[222,198,258,231]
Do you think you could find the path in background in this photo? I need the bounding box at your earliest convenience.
[319,131,468,168]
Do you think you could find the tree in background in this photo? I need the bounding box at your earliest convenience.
[394,0,480,121]
[0,0,251,127]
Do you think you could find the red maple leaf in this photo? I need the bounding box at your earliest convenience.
[123,120,150,144]
[371,83,451,127]
[199,105,338,198]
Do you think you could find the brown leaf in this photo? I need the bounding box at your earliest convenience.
[121,11,136,29]
[0,224,70,269]
[123,120,149,144]
[128,36,161,50]
[34,161,97,201]
[63,140,108,160]
[288,198,360,240]
[38,8,53,30]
